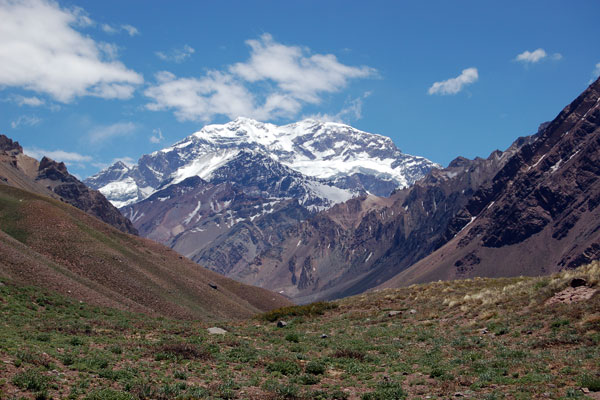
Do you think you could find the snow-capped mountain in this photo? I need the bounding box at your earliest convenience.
[85,117,439,208]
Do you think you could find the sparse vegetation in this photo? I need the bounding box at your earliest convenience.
[0,263,598,398]
[260,301,338,322]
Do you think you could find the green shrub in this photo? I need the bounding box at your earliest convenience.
[267,360,302,376]
[300,373,321,385]
[174,370,188,380]
[580,374,600,391]
[154,343,212,360]
[12,369,50,391]
[260,302,338,322]
[285,332,300,343]
[361,381,406,400]
[306,361,326,375]
[84,388,134,400]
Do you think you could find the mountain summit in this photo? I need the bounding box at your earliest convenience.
[85,118,439,208]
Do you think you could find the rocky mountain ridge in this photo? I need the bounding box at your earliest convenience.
[381,76,600,288]
[0,135,137,235]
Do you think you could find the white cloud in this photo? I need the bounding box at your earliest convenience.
[0,0,143,103]
[593,62,600,80]
[305,91,372,123]
[231,34,375,103]
[101,23,117,34]
[121,24,139,36]
[428,68,479,95]
[88,122,137,145]
[24,147,92,163]
[101,23,139,36]
[150,128,164,143]
[156,45,195,63]
[514,48,562,64]
[8,95,45,106]
[145,34,375,122]
[11,114,41,128]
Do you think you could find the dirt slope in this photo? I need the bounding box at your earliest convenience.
[0,184,291,320]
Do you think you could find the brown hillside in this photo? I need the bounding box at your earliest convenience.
[0,184,291,320]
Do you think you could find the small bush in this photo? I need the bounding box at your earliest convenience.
[580,374,600,391]
[285,332,300,343]
[361,381,406,400]
[305,361,326,375]
[154,343,212,361]
[300,373,321,385]
[12,369,50,391]
[332,349,366,361]
[267,360,302,376]
[70,336,85,346]
[174,370,188,380]
[84,388,134,400]
[260,302,338,322]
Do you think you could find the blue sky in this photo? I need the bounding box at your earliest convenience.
[1,0,599,178]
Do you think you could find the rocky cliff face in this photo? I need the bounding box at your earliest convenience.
[0,135,137,235]
[36,157,138,235]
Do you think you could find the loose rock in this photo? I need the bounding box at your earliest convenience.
[207,327,227,335]
[409,309,417,314]
[277,320,288,328]
[388,310,402,317]
[321,334,328,338]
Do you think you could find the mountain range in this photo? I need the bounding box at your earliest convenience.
[85,119,439,283]
[85,78,600,304]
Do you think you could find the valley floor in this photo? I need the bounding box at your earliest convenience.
[1,263,599,399]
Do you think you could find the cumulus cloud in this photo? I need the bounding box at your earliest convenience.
[156,45,195,63]
[145,34,375,122]
[230,34,375,103]
[150,128,164,143]
[514,48,562,64]
[88,122,137,145]
[24,147,92,163]
[428,68,479,95]
[0,0,143,103]
[11,114,41,128]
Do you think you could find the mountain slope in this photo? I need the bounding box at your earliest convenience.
[381,77,600,288]
[0,135,137,235]
[0,184,291,320]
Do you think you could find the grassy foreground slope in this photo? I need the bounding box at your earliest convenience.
[0,262,598,399]
[0,184,291,321]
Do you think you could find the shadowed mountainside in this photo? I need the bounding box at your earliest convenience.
[381,77,600,288]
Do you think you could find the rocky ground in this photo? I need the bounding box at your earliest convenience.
[0,262,598,399]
